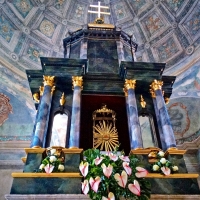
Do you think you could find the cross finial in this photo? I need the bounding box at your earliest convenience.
[88,1,110,19]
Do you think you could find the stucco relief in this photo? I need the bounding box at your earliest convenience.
[0,93,12,126]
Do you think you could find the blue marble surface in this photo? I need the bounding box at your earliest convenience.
[11,177,82,194]
[155,89,176,150]
[31,85,52,147]
[64,154,81,172]
[152,98,165,150]
[69,86,81,148]
[148,178,200,194]
[127,88,143,149]
[167,154,188,173]
[23,153,43,172]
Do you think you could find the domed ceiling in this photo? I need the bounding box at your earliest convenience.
[0,0,200,147]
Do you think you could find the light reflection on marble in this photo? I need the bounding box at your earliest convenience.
[50,113,68,148]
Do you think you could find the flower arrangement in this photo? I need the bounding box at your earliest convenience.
[79,148,151,200]
[151,151,179,176]
[38,148,65,174]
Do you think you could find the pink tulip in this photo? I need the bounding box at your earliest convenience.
[79,161,89,177]
[114,170,127,188]
[119,155,130,162]
[94,156,104,165]
[135,167,148,178]
[123,162,132,175]
[107,152,118,161]
[89,176,101,193]
[82,180,89,195]
[161,167,171,176]
[101,163,113,178]
[102,192,115,200]
[128,180,141,196]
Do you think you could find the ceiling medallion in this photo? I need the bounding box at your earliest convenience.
[186,45,194,55]
[0,93,12,126]
[39,19,55,37]
[19,0,31,13]
[22,26,30,34]
[93,105,119,151]
[10,53,19,61]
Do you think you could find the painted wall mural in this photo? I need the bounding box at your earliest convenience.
[0,63,35,141]
[167,61,200,145]
[0,93,12,126]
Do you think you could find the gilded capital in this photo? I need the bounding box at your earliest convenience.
[43,76,55,87]
[124,79,136,90]
[150,79,163,91]
[72,76,83,90]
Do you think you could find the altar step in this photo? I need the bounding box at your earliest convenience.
[5,194,200,200]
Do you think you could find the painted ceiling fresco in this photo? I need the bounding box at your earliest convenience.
[0,0,200,148]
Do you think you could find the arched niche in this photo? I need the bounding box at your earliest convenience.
[139,112,158,148]
[49,109,71,148]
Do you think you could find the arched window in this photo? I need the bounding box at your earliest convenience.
[50,111,69,148]
[139,113,158,148]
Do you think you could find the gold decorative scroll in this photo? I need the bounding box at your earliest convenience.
[140,95,146,108]
[43,76,55,87]
[60,93,66,106]
[124,79,136,90]
[150,79,163,91]
[39,86,44,96]
[72,76,83,90]
[123,87,128,97]
[93,105,119,151]
[51,86,55,95]
[33,92,40,103]
[149,89,156,98]
[165,97,170,104]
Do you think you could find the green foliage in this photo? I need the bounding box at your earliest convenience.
[81,149,151,200]
[36,149,64,173]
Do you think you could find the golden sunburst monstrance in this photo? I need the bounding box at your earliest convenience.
[93,120,119,152]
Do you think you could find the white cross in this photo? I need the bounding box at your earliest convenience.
[88,1,110,18]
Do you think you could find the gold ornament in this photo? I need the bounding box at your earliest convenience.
[140,95,146,108]
[72,76,83,90]
[124,79,136,90]
[39,86,44,96]
[60,93,66,106]
[43,76,55,87]
[33,92,40,103]
[150,79,163,91]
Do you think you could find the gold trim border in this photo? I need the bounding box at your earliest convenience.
[130,148,187,155]
[62,148,83,154]
[25,148,46,154]
[130,147,162,155]
[12,172,198,179]
[166,149,187,155]
[12,173,82,178]
[146,173,199,179]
